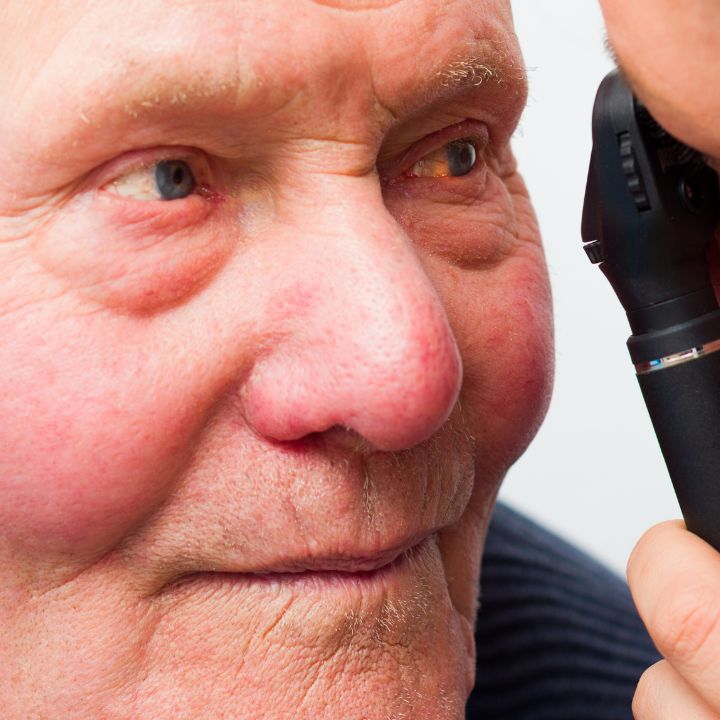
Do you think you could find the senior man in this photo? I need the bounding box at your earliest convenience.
[1,1,719,718]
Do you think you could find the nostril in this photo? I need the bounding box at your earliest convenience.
[321,425,375,453]
[247,426,376,456]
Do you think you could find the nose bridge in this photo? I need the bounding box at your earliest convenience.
[314,199,451,388]
[243,176,463,451]
[314,182,437,347]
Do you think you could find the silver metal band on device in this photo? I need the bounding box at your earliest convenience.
[635,337,720,375]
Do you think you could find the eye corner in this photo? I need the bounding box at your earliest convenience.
[195,183,226,205]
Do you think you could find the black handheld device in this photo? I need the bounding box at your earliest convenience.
[582,70,720,550]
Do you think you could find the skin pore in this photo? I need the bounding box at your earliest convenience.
[0,2,553,718]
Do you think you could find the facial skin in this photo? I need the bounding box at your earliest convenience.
[0,2,553,718]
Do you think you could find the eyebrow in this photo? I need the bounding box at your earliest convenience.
[13,57,287,180]
[416,41,528,133]
[437,55,505,92]
[13,30,526,184]
[423,32,527,107]
[106,42,521,125]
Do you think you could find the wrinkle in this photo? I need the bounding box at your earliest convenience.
[287,475,314,558]
[259,595,294,641]
[360,459,382,534]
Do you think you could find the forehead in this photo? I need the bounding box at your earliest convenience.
[5,0,514,54]
[3,0,517,106]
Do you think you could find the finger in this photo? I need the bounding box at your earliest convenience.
[598,0,720,161]
[628,521,720,712]
[633,660,719,720]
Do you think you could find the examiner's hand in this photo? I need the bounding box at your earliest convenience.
[628,522,720,718]
[599,1,720,717]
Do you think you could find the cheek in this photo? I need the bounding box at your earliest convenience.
[0,305,200,557]
[432,247,554,469]
[486,256,554,460]
[30,200,233,314]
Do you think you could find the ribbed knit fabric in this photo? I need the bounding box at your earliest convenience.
[466,503,661,719]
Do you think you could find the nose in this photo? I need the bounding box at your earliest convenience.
[242,178,462,452]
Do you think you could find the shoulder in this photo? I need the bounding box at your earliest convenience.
[466,503,660,719]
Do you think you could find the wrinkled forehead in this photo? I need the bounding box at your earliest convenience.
[2,0,519,106]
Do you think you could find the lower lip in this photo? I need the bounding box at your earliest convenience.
[255,552,410,591]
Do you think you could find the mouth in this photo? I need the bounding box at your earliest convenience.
[163,535,434,596]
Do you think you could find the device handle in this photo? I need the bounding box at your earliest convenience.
[636,348,720,551]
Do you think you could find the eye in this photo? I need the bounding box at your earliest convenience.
[406,139,478,179]
[106,159,197,201]
[155,160,196,200]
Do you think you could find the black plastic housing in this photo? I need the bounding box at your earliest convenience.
[582,71,719,341]
[582,70,720,550]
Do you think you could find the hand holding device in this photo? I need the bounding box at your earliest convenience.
[594,3,720,717]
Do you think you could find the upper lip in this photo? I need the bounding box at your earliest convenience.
[270,547,413,574]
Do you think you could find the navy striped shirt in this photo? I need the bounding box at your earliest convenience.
[467,503,661,719]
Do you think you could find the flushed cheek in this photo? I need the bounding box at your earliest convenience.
[431,248,553,620]
[0,309,201,561]
[420,228,552,469]
[457,250,554,466]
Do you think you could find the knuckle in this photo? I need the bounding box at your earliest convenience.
[653,586,720,666]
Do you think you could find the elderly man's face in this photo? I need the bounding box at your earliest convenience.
[0,1,552,717]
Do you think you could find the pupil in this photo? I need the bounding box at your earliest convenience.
[155,160,196,200]
[446,140,477,177]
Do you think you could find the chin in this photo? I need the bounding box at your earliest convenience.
[51,535,476,720]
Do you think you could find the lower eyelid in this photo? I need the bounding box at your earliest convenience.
[91,191,215,238]
[385,174,517,267]
[383,165,490,206]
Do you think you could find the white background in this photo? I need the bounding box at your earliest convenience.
[499,0,682,575]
